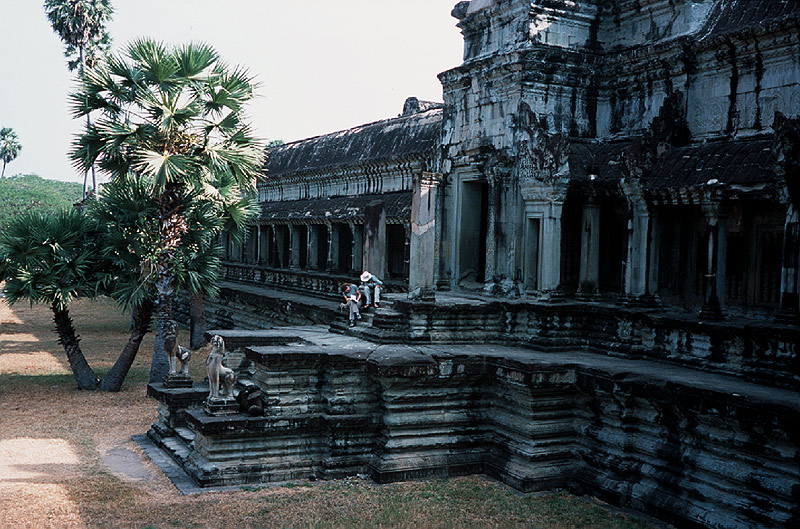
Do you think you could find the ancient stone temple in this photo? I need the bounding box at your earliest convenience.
[151,2,800,528]
[220,97,442,302]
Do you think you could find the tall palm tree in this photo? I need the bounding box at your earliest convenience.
[0,127,22,177]
[44,0,113,195]
[0,209,105,390]
[71,39,264,383]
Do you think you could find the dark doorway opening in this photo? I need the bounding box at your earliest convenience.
[386,224,406,278]
[459,181,488,284]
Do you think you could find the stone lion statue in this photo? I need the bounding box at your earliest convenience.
[206,334,235,399]
[165,320,191,376]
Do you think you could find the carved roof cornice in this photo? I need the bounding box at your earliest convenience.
[259,155,428,191]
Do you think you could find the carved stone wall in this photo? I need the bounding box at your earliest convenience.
[148,342,799,528]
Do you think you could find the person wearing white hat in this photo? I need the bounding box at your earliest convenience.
[360,270,383,308]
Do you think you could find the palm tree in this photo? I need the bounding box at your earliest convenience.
[0,127,22,177]
[187,172,260,348]
[0,209,104,389]
[71,39,264,382]
[44,0,113,195]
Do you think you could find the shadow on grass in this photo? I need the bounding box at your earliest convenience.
[0,367,153,391]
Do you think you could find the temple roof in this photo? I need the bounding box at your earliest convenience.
[646,136,776,190]
[262,106,442,180]
[260,191,411,223]
[567,136,777,192]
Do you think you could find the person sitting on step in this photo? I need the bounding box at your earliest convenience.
[341,282,362,327]
[360,270,384,309]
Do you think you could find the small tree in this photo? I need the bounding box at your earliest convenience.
[0,127,22,177]
[71,39,264,383]
[0,209,105,389]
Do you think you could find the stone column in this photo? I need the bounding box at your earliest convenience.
[330,225,342,272]
[352,223,364,273]
[364,200,386,279]
[221,233,229,260]
[647,211,660,297]
[403,223,411,279]
[578,199,600,298]
[307,225,318,270]
[773,115,800,323]
[699,197,724,320]
[624,204,655,301]
[483,175,499,294]
[269,225,279,267]
[348,222,357,273]
[325,223,334,271]
[539,202,563,294]
[408,172,440,301]
[776,202,800,322]
[435,174,450,291]
[289,225,300,269]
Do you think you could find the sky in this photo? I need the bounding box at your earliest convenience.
[0,0,465,184]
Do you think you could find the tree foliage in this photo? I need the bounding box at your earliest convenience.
[0,209,106,389]
[70,38,264,382]
[43,0,113,73]
[44,0,114,195]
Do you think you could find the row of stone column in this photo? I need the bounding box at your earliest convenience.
[229,217,413,281]
[567,191,798,320]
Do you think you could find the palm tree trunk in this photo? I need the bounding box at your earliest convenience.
[189,292,207,349]
[150,181,187,383]
[100,298,154,391]
[2,161,6,178]
[52,301,99,390]
[79,44,95,198]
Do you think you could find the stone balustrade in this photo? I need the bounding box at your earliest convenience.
[221,261,406,298]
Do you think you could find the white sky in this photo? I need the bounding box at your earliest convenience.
[0,0,464,183]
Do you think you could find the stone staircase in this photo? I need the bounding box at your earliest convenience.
[328,304,409,343]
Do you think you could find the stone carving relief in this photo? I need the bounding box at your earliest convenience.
[514,101,570,185]
[622,91,691,175]
[773,111,800,206]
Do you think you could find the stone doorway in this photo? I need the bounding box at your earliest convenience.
[458,180,488,284]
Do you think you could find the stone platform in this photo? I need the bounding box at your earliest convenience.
[146,325,800,529]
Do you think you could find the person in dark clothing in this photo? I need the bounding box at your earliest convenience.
[341,282,362,327]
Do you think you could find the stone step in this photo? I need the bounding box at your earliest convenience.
[174,427,195,445]
[161,435,192,462]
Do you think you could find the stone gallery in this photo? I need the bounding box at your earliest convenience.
[144,1,800,528]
